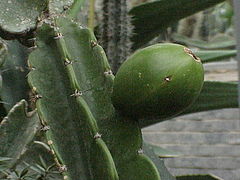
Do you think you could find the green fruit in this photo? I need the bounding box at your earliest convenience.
[111,43,204,119]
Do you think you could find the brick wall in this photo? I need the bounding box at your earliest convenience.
[143,109,240,180]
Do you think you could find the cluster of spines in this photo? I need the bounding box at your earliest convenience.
[100,0,132,74]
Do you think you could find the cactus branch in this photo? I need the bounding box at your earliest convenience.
[100,0,132,73]
[0,0,47,40]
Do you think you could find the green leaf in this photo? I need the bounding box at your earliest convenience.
[0,41,7,119]
[20,168,29,177]
[33,141,51,152]
[146,143,181,158]
[0,0,47,39]
[176,174,223,180]
[195,50,237,63]
[140,81,238,128]
[129,0,225,49]
[143,143,176,180]
[183,81,238,114]
[0,40,7,67]
[173,33,236,49]
[0,100,40,172]
[21,141,55,169]
[0,41,30,112]
[28,17,119,180]
[0,157,12,162]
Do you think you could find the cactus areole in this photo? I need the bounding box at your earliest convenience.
[112,43,204,119]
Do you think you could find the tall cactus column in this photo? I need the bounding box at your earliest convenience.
[28,16,118,180]
[100,0,132,73]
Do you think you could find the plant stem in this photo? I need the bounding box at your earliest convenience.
[88,0,95,30]
[68,0,86,19]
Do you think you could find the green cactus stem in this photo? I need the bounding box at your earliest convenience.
[28,16,118,180]
[0,0,47,40]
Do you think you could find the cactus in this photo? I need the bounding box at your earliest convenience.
[100,0,132,73]
[28,16,119,180]
[0,1,237,180]
[0,0,47,40]
[27,15,162,180]
[48,0,74,15]
[51,16,160,180]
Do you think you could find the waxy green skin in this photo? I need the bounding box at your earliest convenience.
[112,43,204,119]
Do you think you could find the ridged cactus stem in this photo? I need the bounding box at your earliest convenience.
[100,0,132,74]
[28,17,119,180]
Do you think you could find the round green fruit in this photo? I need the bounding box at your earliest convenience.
[111,43,204,119]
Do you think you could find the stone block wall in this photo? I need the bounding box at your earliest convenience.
[143,109,240,180]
